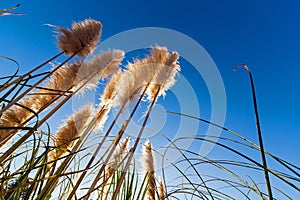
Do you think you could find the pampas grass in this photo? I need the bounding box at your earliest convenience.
[112,46,180,106]
[146,47,180,101]
[105,137,130,181]
[56,19,102,57]
[0,99,34,141]
[47,104,94,168]
[1,17,299,200]
[0,49,123,147]
[75,49,124,94]
[142,140,156,200]
[158,177,165,200]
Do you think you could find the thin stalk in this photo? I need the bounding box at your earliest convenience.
[0,52,75,115]
[111,85,160,200]
[82,84,149,200]
[0,57,102,162]
[37,75,125,200]
[234,64,273,199]
[167,111,300,178]
[0,51,64,93]
[66,104,125,200]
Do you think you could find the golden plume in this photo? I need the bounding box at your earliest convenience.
[0,49,123,144]
[47,104,94,171]
[56,19,102,57]
[111,46,180,107]
[142,140,156,200]
[75,49,124,94]
[158,177,165,200]
[146,46,181,101]
[105,137,130,181]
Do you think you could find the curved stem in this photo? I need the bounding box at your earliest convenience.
[234,64,273,199]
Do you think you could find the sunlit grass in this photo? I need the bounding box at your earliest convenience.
[0,18,299,200]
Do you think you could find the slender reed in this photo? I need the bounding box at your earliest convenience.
[81,46,174,198]
[78,56,155,199]
[234,64,273,199]
[82,84,150,200]
[0,53,77,116]
[37,51,124,199]
[0,52,64,93]
[111,86,160,200]
[66,71,123,199]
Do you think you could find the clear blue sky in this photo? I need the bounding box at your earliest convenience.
[1,0,299,197]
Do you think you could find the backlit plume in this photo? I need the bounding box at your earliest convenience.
[112,46,181,107]
[146,46,181,101]
[105,137,130,180]
[142,140,156,200]
[48,104,94,169]
[56,19,102,57]
[75,49,124,94]
[0,62,81,143]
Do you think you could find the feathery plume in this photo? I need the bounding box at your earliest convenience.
[158,177,165,200]
[0,62,81,142]
[105,137,130,181]
[94,107,110,131]
[56,19,102,57]
[144,46,169,65]
[111,46,180,107]
[32,62,82,110]
[113,58,156,107]
[0,49,124,144]
[100,69,123,105]
[74,49,124,94]
[95,68,124,130]
[142,140,156,200]
[146,46,181,101]
[47,104,94,170]
[0,99,34,141]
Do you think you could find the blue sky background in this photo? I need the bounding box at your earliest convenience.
[1,0,300,197]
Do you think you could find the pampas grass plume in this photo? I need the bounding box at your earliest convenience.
[0,62,82,143]
[100,69,123,106]
[105,137,130,180]
[113,58,156,107]
[146,46,181,101]
[48,104,94,165]
[0,99,34,141]
[75,49,124,94]
[142,140,156,200]
[56,19,102,57]
[158,177,165,200]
